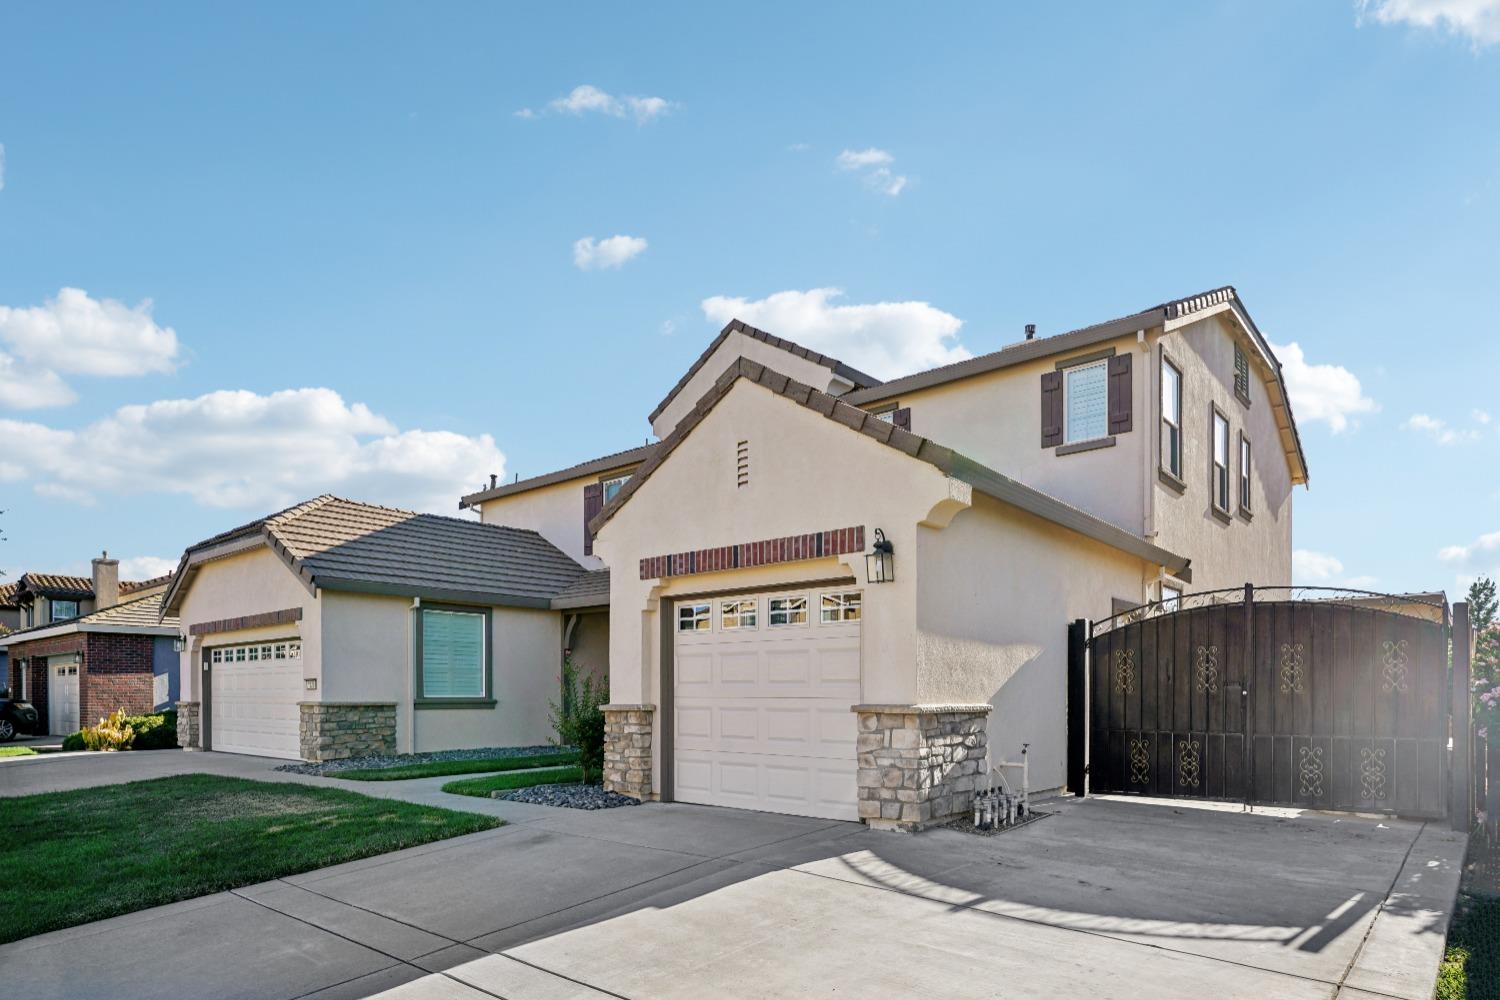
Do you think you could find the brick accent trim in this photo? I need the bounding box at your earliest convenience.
[189,607,303,636]
[640,526,864,581]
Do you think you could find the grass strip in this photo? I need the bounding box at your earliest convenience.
[333,750,579,781]
[443,766,584,798]
[0,746,38,757]
[0,773,501,944]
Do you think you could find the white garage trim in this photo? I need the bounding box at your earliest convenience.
[671,585,862,821]
[208,638,303,759]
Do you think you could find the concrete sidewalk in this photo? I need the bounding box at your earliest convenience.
[0,752,1468,999]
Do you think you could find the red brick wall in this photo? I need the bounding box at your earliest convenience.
[81,633,156,726]
[6,634,85,731]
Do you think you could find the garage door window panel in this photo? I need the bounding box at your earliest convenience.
[769,596,808,627]
[820,591,862,623]
[721,599,757,630]
[679,603,711,632]
[418,606,492,704]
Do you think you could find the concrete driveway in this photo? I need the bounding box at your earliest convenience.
[0,751,1465,1000]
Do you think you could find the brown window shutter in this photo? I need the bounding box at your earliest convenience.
[892,407,911,431]
[1040,371,1063,447]
[1107,353,1132,434]
[582,482,604,555]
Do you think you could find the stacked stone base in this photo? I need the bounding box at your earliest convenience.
[602,704,654,800]
[176,701,201,749]
[298,702,397,761]
[854,704,992,831]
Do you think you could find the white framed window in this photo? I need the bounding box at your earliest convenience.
[1161,584,1183,611]
[820,591,863,623]
[288,641,302,658]
[234,646,247,662]
[50,600,79,622]
[274,643,288,660]
[1239,434,1252,513]
[1161,356,1182,479]
[209,640,301,665]
[769,596,808,627]
[720,598,757,630]
[601,474,629,504]
[1211,409,1230,513]
[211,648,223,664]
[420,607,487,700]
[677,602,711,632]
[1063,360,1109,444]
[248,645,260,661]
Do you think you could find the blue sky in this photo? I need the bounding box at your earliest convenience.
[0,1,1497,594]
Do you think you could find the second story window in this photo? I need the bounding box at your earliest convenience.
[1239,434,1252,514]
[601,474,629,504]
[51,599,79,622]
[1161,357,1182,479]
[1063,361,1108,444]
[1211,409,1230,514]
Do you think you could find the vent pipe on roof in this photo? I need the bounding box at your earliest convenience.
[489,473,498,489]
[1025,324,1036,340]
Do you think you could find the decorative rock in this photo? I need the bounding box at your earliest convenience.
[497,783,642,810]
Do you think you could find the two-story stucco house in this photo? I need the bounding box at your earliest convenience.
[459,286,1307,829]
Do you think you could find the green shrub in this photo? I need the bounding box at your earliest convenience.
[62,732,85,751]
[62,709,176,752]
[81,709,134,751]
[549,655,607,784]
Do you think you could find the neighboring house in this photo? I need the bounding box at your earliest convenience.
[0,555,178,735]
[459,286,1308,828]
[0,583,20,682]
[161,496,591,761]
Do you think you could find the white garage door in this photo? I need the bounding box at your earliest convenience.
[674,588,862,821]
[48,658,80,735]
[209,639,303,759]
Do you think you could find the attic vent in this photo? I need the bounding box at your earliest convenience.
[736,440,749,488]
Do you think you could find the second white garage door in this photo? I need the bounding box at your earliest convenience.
[209,639,303,759]
[674,588,862,821]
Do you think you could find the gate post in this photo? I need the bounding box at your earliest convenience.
[1452,602,1473,832]
[1067,619,1089,797]
[1243,583,1255,808]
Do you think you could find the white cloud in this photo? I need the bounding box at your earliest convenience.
[1440,529,1500,571]
[1270,341,1378,433]
[519,85,675,124]
[701,288,969,381]
[573,235,648,271]
[1358,0,1500,46]
[0,387,504,514]
[1293,549,1345,582]
[1404,412,1482,445]
[119,555,178,579]
[836,148,908,197]
[1475,408,1493,425]
[0,288,183,409]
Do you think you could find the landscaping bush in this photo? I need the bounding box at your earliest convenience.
[549,655,607,784]
[63,709,176,752]
[80,709,134,751]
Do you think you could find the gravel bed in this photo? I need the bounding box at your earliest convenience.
[495,783,642,810]
[948,809,1050,837]
[274,745,565,777]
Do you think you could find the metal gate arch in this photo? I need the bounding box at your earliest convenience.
[1088,586,1449,817]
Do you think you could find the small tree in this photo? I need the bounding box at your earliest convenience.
[549,654,608,784]
[1468,578,1500,688]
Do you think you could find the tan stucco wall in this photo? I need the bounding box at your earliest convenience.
[650,329,857,439]
[175,545,320,704]
[857,334,1152,534]
[478,476,602,569]
[916,493,1151,791]
[1148,314,1294,592]
[564,609,610,692]
[320,591,562,753]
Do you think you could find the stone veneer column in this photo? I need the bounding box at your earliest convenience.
[176,701,201,749]
[602,703,654,800]
[298,702,397,762]
[853,704,992,831]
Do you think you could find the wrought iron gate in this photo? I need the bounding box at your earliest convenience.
[1087,587,1449,818]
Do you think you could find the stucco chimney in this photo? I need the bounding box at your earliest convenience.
[92,550,120,610]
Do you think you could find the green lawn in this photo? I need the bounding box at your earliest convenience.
[333,750,579,781]
[0,773,501,944]
[443,765,583,797]
[0,745,37,757]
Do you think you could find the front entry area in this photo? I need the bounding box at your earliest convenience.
[673,587,863,820]
[207,639,303,759]
[48,657,79,735]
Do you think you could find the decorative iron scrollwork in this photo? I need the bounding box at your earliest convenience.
[1280,642,1305,694]
[1177,737,1201,789]
[1129,737,1150,785]
[1114,648,1136,696]
[1298,745,1324,798]
[1360,746,1388,800]
[1381,640,1409,694]
[1194,645,1219,694]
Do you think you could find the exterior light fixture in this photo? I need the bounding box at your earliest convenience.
[866,528,895,584]
[173,633,186,653]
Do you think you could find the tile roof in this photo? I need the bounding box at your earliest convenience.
[19,573,95,598]
[121,574,174,595]
[0,582,18,608]
[648,318,882,427]
[459,443,657,509]
[0,592,179,645]
[590,358,1192,579]
[551,569,610,610]
[167,496,589,613]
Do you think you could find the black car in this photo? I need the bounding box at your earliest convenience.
[0,689,41,742]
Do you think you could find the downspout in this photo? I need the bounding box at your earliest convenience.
[407,597,420,754]
[1139,328,1156,601]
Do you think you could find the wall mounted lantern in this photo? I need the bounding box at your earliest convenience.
[866,528,895,584]
[173,633,187,653]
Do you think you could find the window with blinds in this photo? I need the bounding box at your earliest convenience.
[421,608,486,699]
[1064,360,1109,444]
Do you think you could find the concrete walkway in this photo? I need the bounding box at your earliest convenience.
[0,751,1468,1000]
